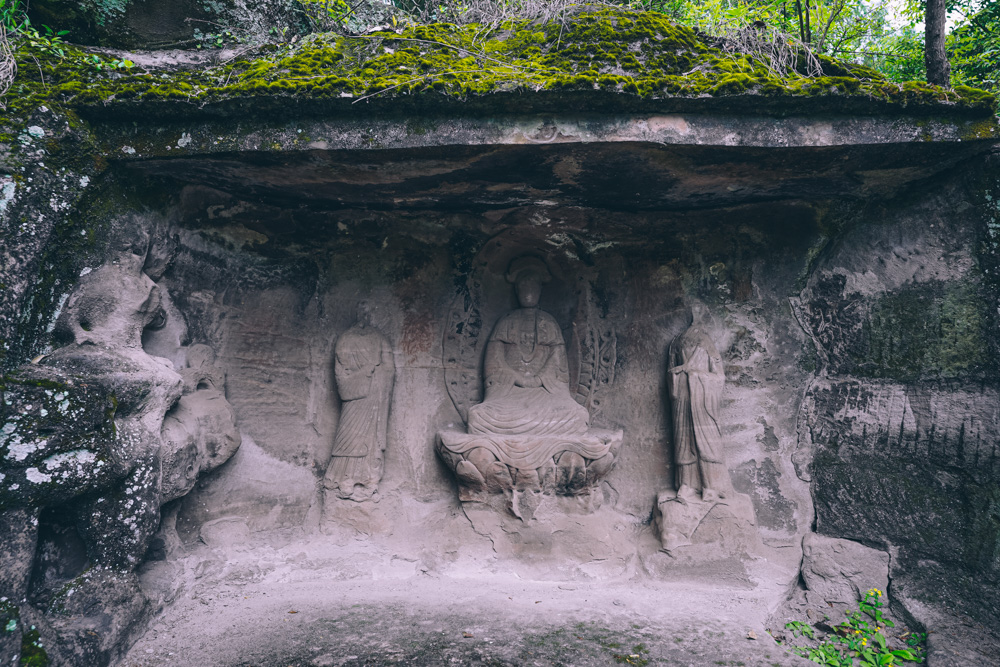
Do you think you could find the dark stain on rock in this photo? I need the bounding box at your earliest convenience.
[756,418,780,452]
[732,458,795,532]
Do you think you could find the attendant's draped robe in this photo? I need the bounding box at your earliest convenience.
[667,325,733,496]
[326,325,394,500]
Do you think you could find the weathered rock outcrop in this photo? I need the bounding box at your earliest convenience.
[0,255,241,665]
[28,0,305,49]
[1,7,999,666]
[788,163,1000,658]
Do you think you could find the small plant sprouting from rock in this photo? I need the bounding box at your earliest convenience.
[18,20,134,72]
[776,589,927,666]
[20,624,49,667]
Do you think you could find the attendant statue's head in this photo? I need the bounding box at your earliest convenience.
[689,300,711,326]
[355,298,375,329]
[506,256,552,309]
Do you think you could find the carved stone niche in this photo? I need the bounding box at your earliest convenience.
[654,302,761,556]
[437,242,623,518]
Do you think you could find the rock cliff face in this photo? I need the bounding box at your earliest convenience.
[793,164,1000,661]
[1,8,999,665]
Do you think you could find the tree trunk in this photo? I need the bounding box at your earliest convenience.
[925,0,951,87]
[794,0,806,43]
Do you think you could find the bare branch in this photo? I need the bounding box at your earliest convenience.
[0,25,16,109]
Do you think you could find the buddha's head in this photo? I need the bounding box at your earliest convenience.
[506,256,552,309]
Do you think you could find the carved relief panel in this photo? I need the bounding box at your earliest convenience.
[655,302,759,555]
[437,233,625,514]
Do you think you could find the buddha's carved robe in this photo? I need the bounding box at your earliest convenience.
[467,308,589,437]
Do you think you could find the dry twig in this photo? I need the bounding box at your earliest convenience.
[720,21,822,78]
[0,25,17,108]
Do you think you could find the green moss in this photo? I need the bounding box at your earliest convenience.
[854,280,994,381]
[3,8,996,121]
[954,84,997,106]
[816,54,882,80]
[20,626,49,667]
[961,118,1000,140]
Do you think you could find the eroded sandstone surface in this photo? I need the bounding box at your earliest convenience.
[1,8,999,666]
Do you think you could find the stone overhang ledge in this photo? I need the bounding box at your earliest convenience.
[95,109,1000,214]
[95,111,999,160]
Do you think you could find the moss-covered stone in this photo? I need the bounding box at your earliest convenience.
[3,8,997,123]
[854,280,995,381]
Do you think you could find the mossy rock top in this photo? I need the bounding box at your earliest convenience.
[5,8,999,123]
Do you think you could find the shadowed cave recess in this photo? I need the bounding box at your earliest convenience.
[2,21,1000,666]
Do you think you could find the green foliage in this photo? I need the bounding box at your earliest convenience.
[778,589,927,667]
[851,0,997,102]
[83,52,133,71]
[621,0,996,105]
[21,23,71,59]
[0,4,132,89]
[299,0,358,31]
[867,27,924,83]
[20,625,49,667]
[948,1,999,96]
[0,0,23,31]
[785,620,815,640]
[192,26,242,49]
[18,19,133,70]
[623,0,892,60]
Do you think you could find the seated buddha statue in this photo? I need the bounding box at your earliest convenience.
[437,256,622,503]
[466,257,589,437]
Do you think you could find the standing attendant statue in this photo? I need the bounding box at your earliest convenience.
[656,301,759,554]
[324,306,395,502]
[666,302,734,503]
